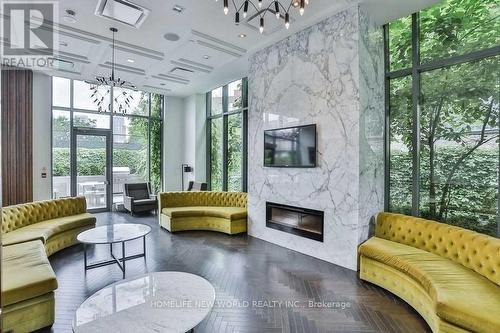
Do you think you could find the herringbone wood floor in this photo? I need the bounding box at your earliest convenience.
[40,212,430,333]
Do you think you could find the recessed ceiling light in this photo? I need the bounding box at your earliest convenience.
[238,33,247,38]
[164,33,180,41]
[172,4,185,14]
[127,58,135,63]
[203,55,210,59]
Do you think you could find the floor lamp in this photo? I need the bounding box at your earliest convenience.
[181,164,192,191]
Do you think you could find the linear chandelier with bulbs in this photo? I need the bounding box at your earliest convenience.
[217,0,309,33]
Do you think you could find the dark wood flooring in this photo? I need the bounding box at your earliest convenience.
[42,212,430,333]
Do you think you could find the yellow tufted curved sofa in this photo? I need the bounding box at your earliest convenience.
[1,197,96,332]
[359,212,500,333]
[158,191,247,234]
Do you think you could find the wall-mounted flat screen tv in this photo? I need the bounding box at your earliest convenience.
[264,124,316,168]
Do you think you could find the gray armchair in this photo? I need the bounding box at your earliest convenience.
[123,183,157,214]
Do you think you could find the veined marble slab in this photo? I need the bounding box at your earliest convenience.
[73,272,215,333]
[247,5,384,270]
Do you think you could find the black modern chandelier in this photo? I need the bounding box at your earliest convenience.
[90,27,135,114]
[217,0,310,33]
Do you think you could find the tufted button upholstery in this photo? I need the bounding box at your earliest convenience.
[1,197,95,333]
[158,191,247,235]
[2,197,87,234]
[375,212,500,286]
[158,191,247,209]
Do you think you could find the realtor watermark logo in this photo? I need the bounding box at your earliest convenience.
[1,0,58,69]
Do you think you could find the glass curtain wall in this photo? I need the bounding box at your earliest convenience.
[385,0,499,236]
[51,77,164,204]
[207,78,248,192]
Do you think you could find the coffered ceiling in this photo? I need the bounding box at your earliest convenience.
[35,0,439,97]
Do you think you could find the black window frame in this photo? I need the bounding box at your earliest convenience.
[384,10,500,237]
[206,78,248,192]
[50,77,165,202]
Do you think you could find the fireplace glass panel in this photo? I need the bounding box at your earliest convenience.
[266,202,324,242]
[270,208,322,235]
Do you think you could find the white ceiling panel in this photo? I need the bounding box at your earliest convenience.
[57,33,100,61]
[33,0,440,96]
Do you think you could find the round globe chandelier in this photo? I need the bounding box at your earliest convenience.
[217,0,310,33]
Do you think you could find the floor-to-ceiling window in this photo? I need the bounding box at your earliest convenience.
[51,77,163,209]
[385,0,499,236]
[207,78,248,192]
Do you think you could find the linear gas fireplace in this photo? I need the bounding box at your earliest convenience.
[266,202,324,242]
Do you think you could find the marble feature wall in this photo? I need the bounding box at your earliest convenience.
[357,7,385,243]
[247,5,384,270]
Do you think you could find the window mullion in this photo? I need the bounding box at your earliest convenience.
[148,94,152,186]
[206,92,212,190]
[383,24,391,212]
[222,85,229,191]
[69,79,76,197]
[411,12,421,217]
[242,78,248,192]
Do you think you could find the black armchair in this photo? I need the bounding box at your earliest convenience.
[187,181,208,191]
[123,183,157,214]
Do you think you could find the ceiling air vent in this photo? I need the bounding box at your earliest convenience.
[95,0,150,28]
[50,58,74,71]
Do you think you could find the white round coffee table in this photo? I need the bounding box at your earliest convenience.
[73,271,215,333]
[77,224,151,279]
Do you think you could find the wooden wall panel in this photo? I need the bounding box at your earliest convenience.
[1,69,33,206]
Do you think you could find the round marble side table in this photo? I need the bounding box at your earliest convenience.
[77,223,151,279]
[73,271,215,333]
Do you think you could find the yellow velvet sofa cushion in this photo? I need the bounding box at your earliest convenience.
[161,215,247,235]
[359,237,500,332]
[162,206,209,217]
[158,192,247,235]
[1,240,58,307]
[375,212,500,286]
[1,228,46,246]
[159,191,247,209]
[2,213,95,246]
[162,206,247,220]
[2,196,88,233]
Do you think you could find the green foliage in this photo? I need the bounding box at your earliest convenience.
[53,148,147,178]
[230,80,243,110]
[150,121,162,192]
[420,0,499,63]
[150,94,163,192]
[227,113,242,191]
[151,93,163,118]
[209,80,245,192]
[210,114,244,192]
[388,15,412,71]
[52,92,164,193]
[391,146,498,236]
[52,148,71,176]
[389,0,500,69]
[388,0,499,237]
[53,114,97,147]
[210,117,223,190]
[123,117,148,180]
